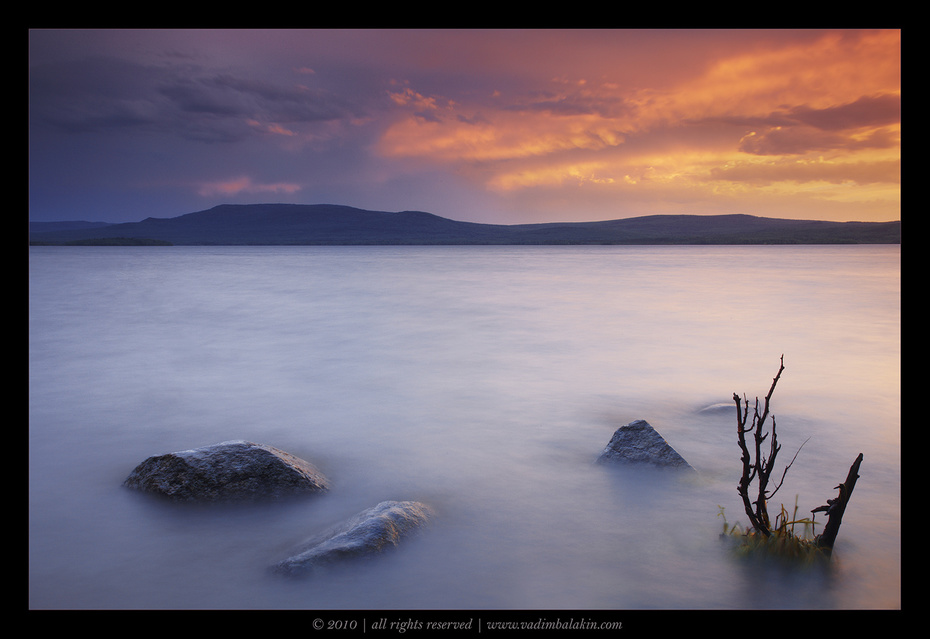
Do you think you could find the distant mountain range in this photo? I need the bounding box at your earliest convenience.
[29,203,901,246]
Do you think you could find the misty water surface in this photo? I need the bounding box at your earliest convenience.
[28,244,900,610]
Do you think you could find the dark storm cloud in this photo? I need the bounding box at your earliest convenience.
[29,57,166,133]
[787,93,901,131]
[738,124,899,157]
[159,72,359,123]
[691,94,903,156]
[30,54,373,144]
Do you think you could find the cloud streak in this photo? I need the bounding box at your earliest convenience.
[195,176,303,197]
[28,29,900,224]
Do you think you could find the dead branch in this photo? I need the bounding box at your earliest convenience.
[812,452,864,553]
[733,355,805,537]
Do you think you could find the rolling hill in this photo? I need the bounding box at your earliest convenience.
[29,203,902,246]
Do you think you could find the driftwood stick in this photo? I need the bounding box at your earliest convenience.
[812,453,864,552]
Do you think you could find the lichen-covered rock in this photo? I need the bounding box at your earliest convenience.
[273,500,434,575]
[123,440,330,502]
[596,419,695,471]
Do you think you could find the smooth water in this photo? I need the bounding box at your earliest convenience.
[28,244,900,610]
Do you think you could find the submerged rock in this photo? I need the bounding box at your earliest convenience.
[597,419,695,471]
[273,500,435,576]
[697,401,735,414]
[123,440,330,502]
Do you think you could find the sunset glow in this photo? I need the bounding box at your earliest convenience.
[29,29,900,225]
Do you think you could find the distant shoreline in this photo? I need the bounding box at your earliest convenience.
[29,204,901,246]
[30,237,174,246]
[29,239,901,247]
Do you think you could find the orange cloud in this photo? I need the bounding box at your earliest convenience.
[375,30,899,220]
[487,160,618,191]
[379,110,626,163]
[633,30,899,124]
[196,176,302,197]
[247,119,298,137]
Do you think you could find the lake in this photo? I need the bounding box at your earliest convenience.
[28,244,900,610]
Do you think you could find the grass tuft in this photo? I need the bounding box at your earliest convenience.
[718,497,831,566]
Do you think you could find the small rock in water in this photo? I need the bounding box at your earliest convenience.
[597,419,695,471]
[697,401,735,414]
[123,440,330,502]
[273,500,435,576]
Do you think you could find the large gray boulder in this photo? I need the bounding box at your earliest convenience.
[273,500,434,576]
[123,440,330,502]
[596,419,695,471]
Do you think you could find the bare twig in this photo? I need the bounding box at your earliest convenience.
[733,355,789,537]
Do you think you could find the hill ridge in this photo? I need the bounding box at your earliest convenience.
[29,204,901,245]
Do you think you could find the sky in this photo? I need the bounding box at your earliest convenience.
[28,28,901,225]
